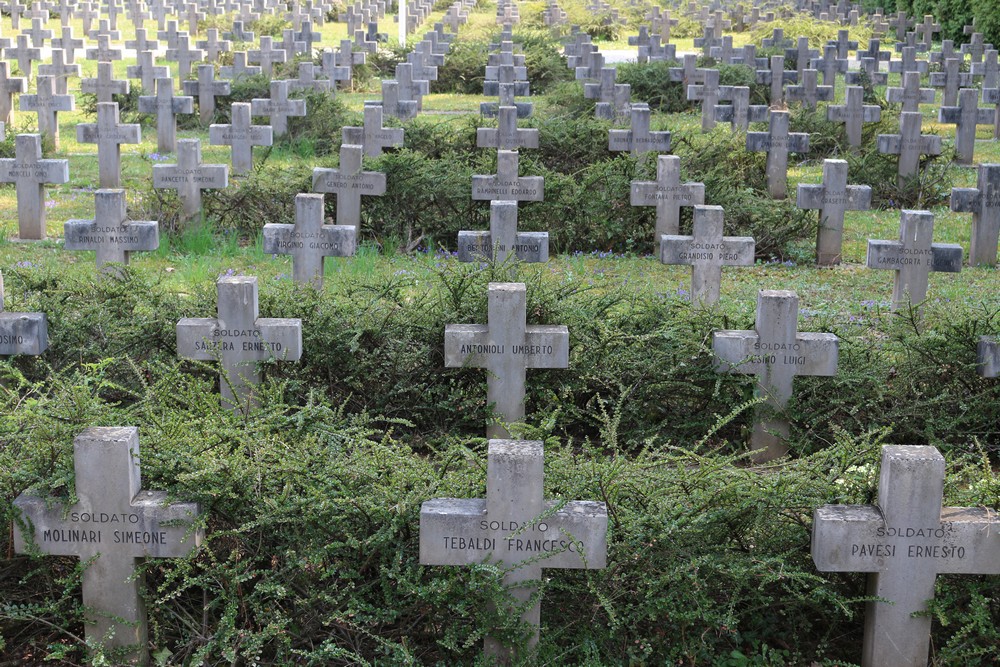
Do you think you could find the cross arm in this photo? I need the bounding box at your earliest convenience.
[255,318,304,360]
[523,325,569,369]
[950,187,981,213]
[444,324,490,367]
[172,96,195,113]
[796,183,826,209]
[0,312,47,354]
[711,330,759,374]
[176,318,221,359]
[931,243,963,272]
[794,333,839,375]
[788,133,810,153]
[876,134,901,154]
[812,505,891,572]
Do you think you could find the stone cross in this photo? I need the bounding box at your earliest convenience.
[827,86,881,148]
[13,427,203,665]
[608,103,670,155]
[930,57,973,107]
[811,44,848,86]
[395,62,429,111]
[660,204,754,305]
[209,102,273,175]
[138,77,194,153]
[687,67,729,131]
[76,101,141,188]
[288,62,331,93]
[444,282,568,437]
[668,53,704,89]
[64,189,159,270]
[476,104,538,150]
[979,336,999,377]
[785,36,818,80]
[630,154,704,239]
[84,33,123,63]
[972,49,998,90]
[251,80,306,137]
[152,138,228,220]
[845,55,889,88]
[37,48,80,95]
[0,133,68,240]
[828,28,858,59]
[8,34,42,80]
[938,87,993,165]
[756,55,796,105]
[219,51,262,80]
[248,35,287,77]
[81,60,129,104]
[950,163,1000,266]
[225,20,254,43]
[380,80,417,120]
[889,46,929,77]
[198,28,231,62]
[176,276,303,413]
[0,62,26,126]
[857,38,892,71]
[0,270,48,355]
[165,33,205,81]
[916,14,941,48]
[785,69,833,110]
[877,111,942,186]
[21,16,50,48]
[812,445,999,667]
[886,70,935,113]
[263,192,356,288]
[458,199,547,264]
[420,439,607,658]
[341,103,404,157]
[714,86,768,131]
[866,210,962,311]
[312,143,386,228]
[19,74,74,150]
[125,27,159,54]
[127,51,169,94]
[713,290,839,461]
[472,150,544,203]
[182,64,231,124]
[746,110,809,200]
[797,159,872,266]
[52,25,84,62]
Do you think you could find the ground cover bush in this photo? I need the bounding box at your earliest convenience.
[0,266,997,665]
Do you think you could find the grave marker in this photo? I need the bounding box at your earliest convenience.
[341,103,404,157]
[812,445,1000,667]
[608,103,670,155]
[13,427,203,665]
[476,104,538,150]
[660,204,754,305]
[209,102,272,174]
[138,77,194,153]
[127,50,169,94]
[0,270,48,355]
[877,111,942,187]
[938,87,993,164]
[76,101,141,188]
[182,64,231,124]
[713,290,839,460]
[630,154,704,239]
[0,62,26,126]
[312,143,386,228]
[827,86,881,148]
[152,138,228,220]
[886,70,935,113]
[713,85,768,131]
[64,189,159,270]
[0,133,69,239]
[866,210,962,311]
[746,110,809,199]
[472,149,543,203]
[444,283,568,437]
[251,80,306,137]
[19,74,74,149]
[951,163,1000,265]
[930,57,973,107]
[797,159,872,266]
[81,60,129,103]
[458,199,547,264]
[176,276,303,413]
[785,68,833,110]
[263,192,356,288]
[420,439,607,658]
[978,336,998,377]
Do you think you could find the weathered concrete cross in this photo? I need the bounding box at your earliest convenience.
[251,80,306,137]
[138,77,194,153]
[458,199,548,264]
[263,193,356,288]
[713,85,769,131]
[19,74,74,149]
[152,138,228,220]
[472,150,544,203]
[746,110,810,199]
[608,103,671,155]
[938,87,993,164]
[877,111,942,187]
[827,86,881,148]
[950,162,1000,265]
[630,154,704,239]
[0,133,69,239]
[341,103,404,157]
[209,102,273,174]
[886,70,935,112]
[476,104,538,150]
[312,143,387,228]
[797,159,872,266]
[182,64,231,124]
[76,101,141,188]
[64,188,159,270]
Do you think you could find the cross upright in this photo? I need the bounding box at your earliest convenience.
[811,44,848,86]
[747,110,809,200]
[713,290,839,461]
[608,103,670,155]
[177,276,303,413]
[84,33,123,63]
[225,19,255,43]
[8,34,42,80]
[13,426,203,665]
[166,33,205,80]
[153,138,228,220]
[0,62,26,126]
[660,204,754,305]
[294,19,321,54]
[886,70,935,112]
[288,62,331,93]
[157,19,183,49]
[278,27,306,60]
[888,46,929,76]
[472,149,544,203]
[125,27,159,54]
[0,133,68,239]
[395,62,429,110]
[668,53,704,90]
[420,439,607,658]
[23,16,52,48]
[0,270,48,355]
[209,102,273,174]
[248,35,287,77]
[445,283,569,437]
[877,111,942,186]
[341,103,404,157]
[630,154,704,239]
[182,64,231,123]
[476,104,538,150]
[262,192,356,288]
[198,28,231,62]
[251,80,306,136]
[827,85,881,148]
[81,60,130,103]
[51,25,84,63]
[312,143,386,228]
[714,86,769,131]
[785,36,818,80]
[866,210,962,312]
[785,68,834,110]
[127,50,170,93]
[973,49,998,91]
[320,48,351,88]
[961,31,989,63]
[458,199,548,264]
[796,159,872,266]
[64,189,159,270]
[138,77,194,153]
[930,57,973,107]
[76,102,141,188]
[37,48,80,95]
[938,87,994,164]
[812,445,1000,667]
[950,163,1000,265]
[19,75,74,149]
[915,14,941,48]
[219,51,261,80]
[828,28,858,59]
[756,55,796,104]
[857,38,892,70]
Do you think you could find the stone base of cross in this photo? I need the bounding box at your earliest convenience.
[420,439,607,658]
